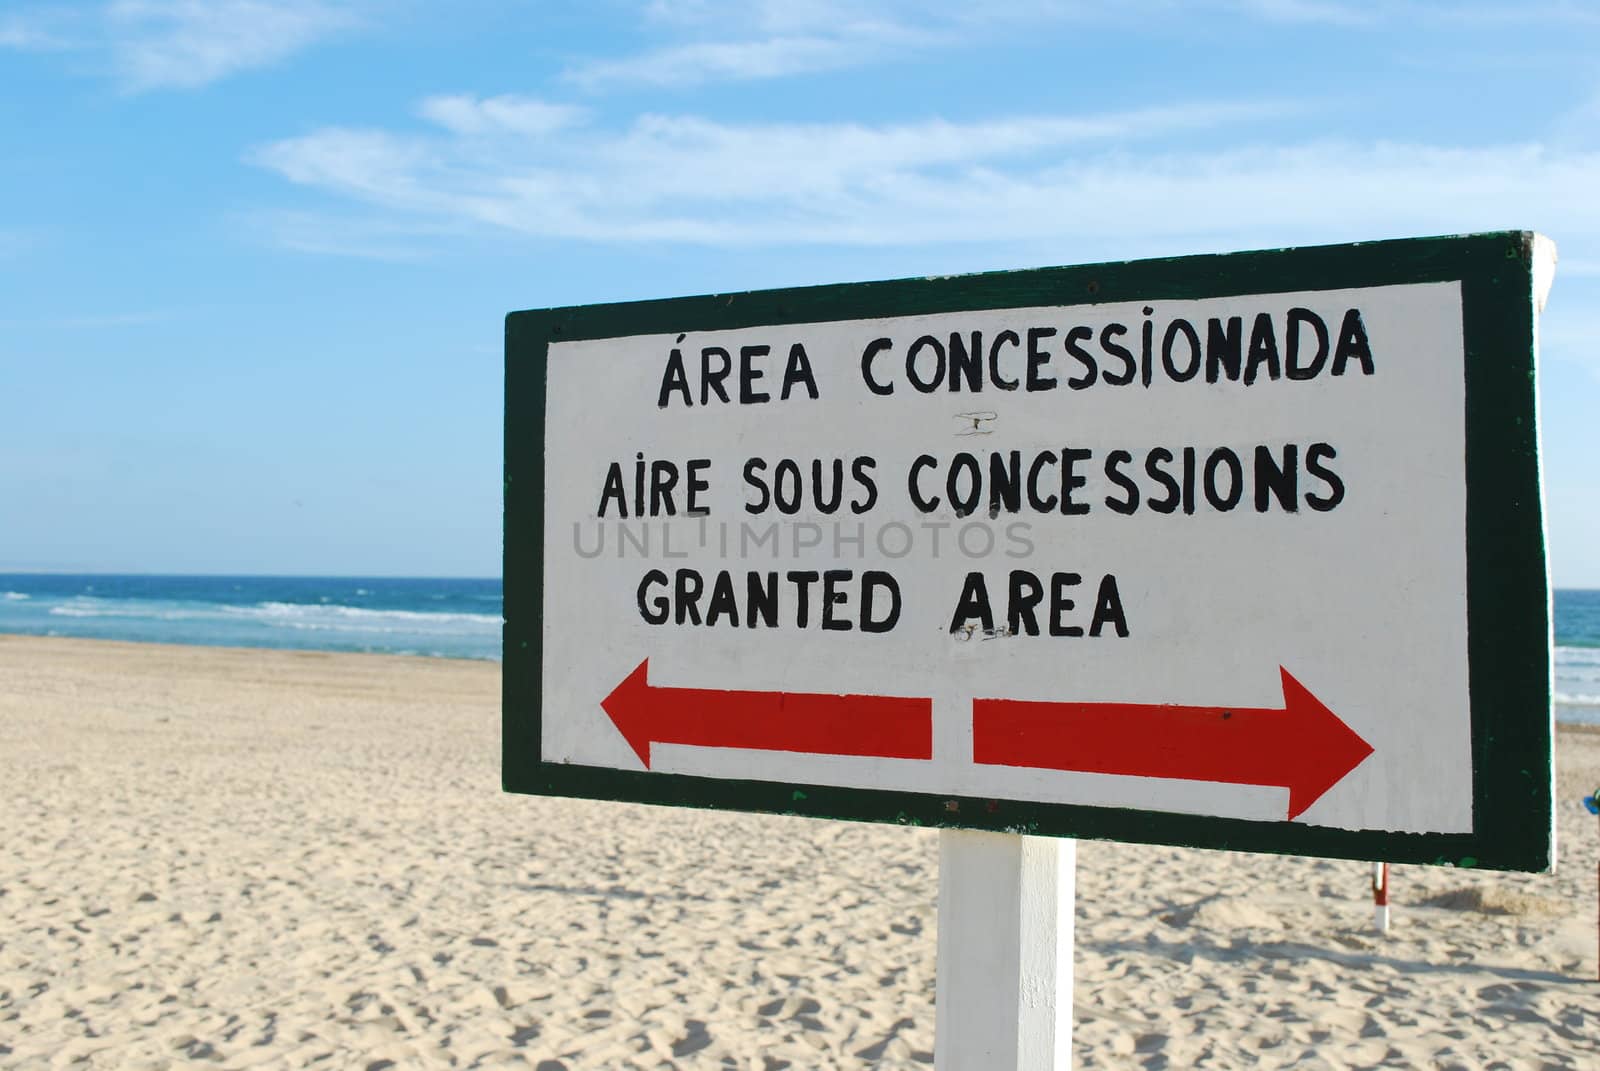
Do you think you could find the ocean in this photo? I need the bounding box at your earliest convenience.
[1556,588,1600,725]
[0,574,1595,724]
[0,575,502,662]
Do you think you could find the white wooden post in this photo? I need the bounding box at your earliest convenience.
[935,829,1076,1070]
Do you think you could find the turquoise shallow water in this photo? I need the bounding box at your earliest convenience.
[0,575,1594,722]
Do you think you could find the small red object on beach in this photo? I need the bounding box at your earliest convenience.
[1371,862,1390,934]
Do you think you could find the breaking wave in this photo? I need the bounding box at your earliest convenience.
[48,596,500,635]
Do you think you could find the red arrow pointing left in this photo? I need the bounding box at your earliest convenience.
[601,659,933,769]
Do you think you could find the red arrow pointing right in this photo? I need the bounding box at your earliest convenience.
[973,667,1374,820]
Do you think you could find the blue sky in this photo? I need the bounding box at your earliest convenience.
[1,0,1598,583]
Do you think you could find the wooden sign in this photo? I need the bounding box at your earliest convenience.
[504,232,1554,872]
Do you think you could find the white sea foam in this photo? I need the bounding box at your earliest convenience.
[1556,671,1600,682]
[3,592,29,600]
[1554,643,1600,721]
[1555,646,1600,704]
[49,598,211,621]
[47,596,500,634]
[237,602,501,629]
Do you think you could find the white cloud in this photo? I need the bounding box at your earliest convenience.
[249,96,1600,255]
[252,127,435,207]
[250,98,1304,244]
[569,1,1600,91]
[0,1,356,89]
[565,3,951,91]
[0,8,82,51]
[565,2,1142,90]
[1402,1,1600,28]
[0,21,57,49]
[1229,0,1376,25]
[241,93,1600,376]
[640,0,932,32]
[107,0,356,90]
[566,33,897,90]
[417,95,587,138]
[237,209,450,261]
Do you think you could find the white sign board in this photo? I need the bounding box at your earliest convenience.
[505,234,1553,870]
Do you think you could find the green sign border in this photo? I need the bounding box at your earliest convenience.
[504,231,1552,873]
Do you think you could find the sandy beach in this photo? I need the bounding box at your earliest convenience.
[1,635,1595,1069]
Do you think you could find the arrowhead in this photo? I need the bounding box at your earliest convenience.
[1279,667,1375,821]
[601,659,655,769]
